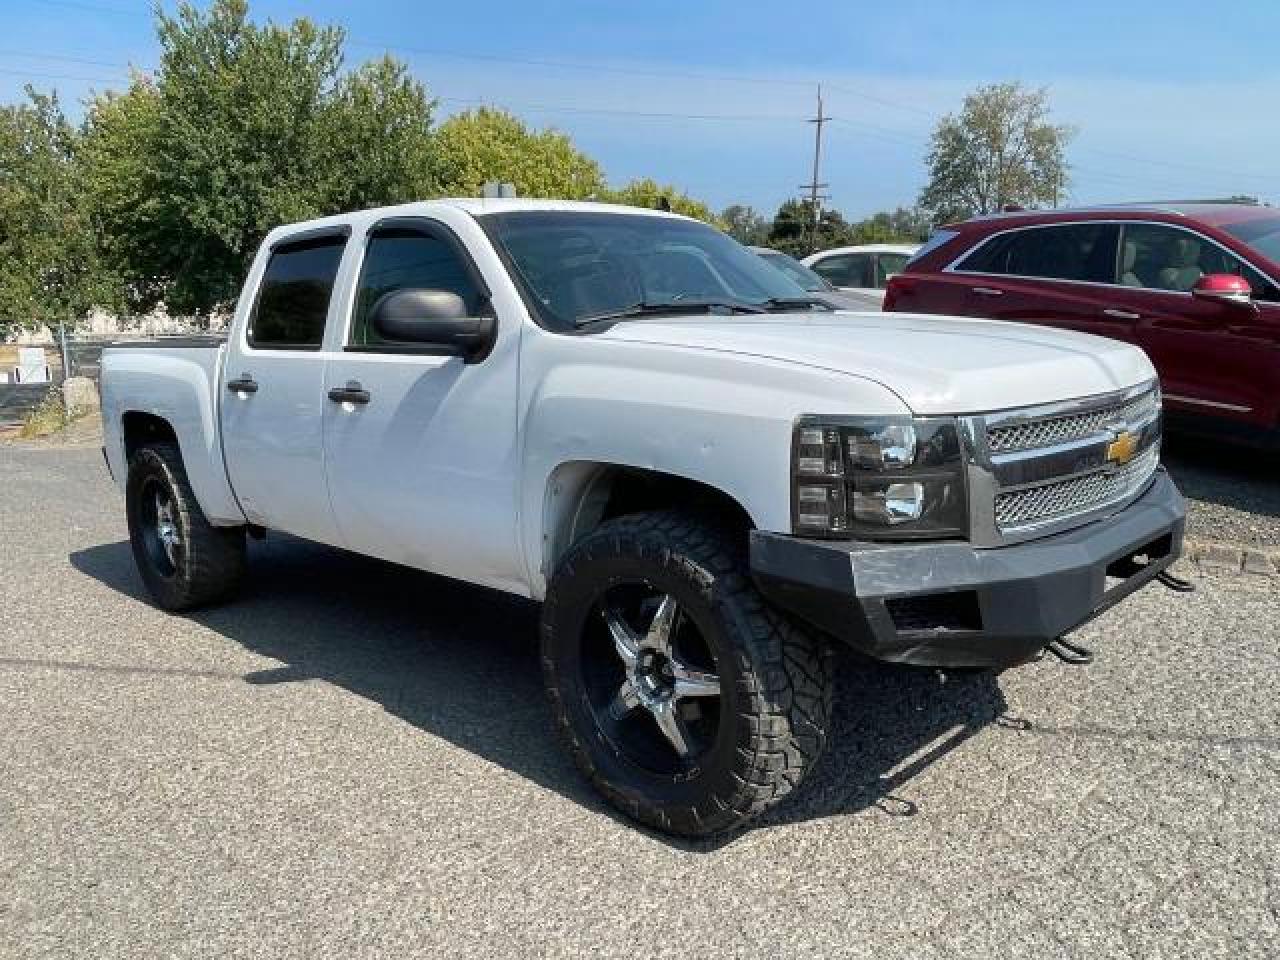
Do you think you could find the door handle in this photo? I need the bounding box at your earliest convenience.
[226,374,258,395]
[971,287,1004,296]
[328,381,371,405]
[1104,309,1140,320]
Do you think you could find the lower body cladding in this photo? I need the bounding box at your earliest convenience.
[750,470,1187,669]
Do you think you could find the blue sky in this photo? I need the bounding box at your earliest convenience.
[4,0,1280,217]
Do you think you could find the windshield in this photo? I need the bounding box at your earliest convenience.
[1222,216,1280,265]
[758,251,829,292]
[482,211,809,329]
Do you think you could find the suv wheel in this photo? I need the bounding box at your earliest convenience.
[541,510,834,836]
[126,442,246,610]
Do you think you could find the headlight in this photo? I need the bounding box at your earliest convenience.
[792,416,968,540]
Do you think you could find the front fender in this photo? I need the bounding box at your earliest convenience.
[517,338,910,598]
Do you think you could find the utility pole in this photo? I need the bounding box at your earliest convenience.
[797,84,830,253]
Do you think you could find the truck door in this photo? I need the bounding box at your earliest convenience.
[220,230,348,546]
[320,216,525,594]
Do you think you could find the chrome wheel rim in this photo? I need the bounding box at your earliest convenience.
[583,582,722,773]
[140,479,182,577]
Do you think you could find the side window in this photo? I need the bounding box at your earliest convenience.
[350,226,484,347]
[958,224,1118,283]
[874,253,911,288]
[248,235,347,350]
[1120,224,1280,301]
[812,254,872,287]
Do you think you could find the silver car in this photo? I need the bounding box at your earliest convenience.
[748,247,883,310]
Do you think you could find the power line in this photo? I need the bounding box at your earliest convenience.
[436,96,799,124]
[1075,146,1280,184]
[0,49,147,71]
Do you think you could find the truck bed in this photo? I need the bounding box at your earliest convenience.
[99,337,246,526]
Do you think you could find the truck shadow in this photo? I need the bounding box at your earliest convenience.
[1162,432,1280,522]
[70,534,1007,851]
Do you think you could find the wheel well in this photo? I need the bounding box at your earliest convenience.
[122,411,178,461]
[545,463,754,574]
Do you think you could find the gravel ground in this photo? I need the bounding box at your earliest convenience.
[1163,435,1280,550]
[2,443,1278,958]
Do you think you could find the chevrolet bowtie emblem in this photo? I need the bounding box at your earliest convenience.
[1106,430,1139,466]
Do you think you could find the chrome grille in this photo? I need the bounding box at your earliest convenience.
[964,381,1164,545]
[987,389,1160,454]
[994,446,1160,530]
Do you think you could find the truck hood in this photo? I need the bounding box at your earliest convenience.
[597,311,1155,414]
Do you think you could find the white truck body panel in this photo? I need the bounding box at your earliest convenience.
[100,198,1159,602]
[593,312,1155,415]
[101,343,245,526]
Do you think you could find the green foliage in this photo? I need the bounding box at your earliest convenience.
[920,82,1073,222]
[720,204,769,245]
[4,0,722,321]
[599,178,717,223]
[0,89,114,336]
[766,200,856,257]
[761,201,931,256]
[83,0,437,315]
[849,206,933,243]
[433,107,604,200]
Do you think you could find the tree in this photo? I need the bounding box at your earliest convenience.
[82,0,437,316]
[849,206,933,244]
[720,204,769,245]
[433,107,604,200]
[0,89,114,335]
[919,83,1073,222]
[600,178,716,222]
[318,56,439,213]
[766,199,856,257]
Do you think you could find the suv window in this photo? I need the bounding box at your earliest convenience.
[1119,223,1280,302]
[874,253,911,288]
[350,226,484,346]
[958,223,1119,284]
[248,235,347,350]
[812,253,873,288]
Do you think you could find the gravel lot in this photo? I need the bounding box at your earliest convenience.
[1163,434,1280,550]
[2,442,1277,959]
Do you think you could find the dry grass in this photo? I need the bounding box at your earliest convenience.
[17,387,86,440]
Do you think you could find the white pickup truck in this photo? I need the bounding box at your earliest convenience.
[101,199,1187,836]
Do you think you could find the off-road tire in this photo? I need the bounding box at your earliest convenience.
[126,442,246,610]
[541,510,834,837]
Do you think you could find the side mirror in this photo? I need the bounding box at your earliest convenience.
[370,288,496,362]
[1191,273,1253,308]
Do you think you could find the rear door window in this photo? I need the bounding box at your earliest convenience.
[248,235,347,350]
[812,253,873,287]
[957,224,1120,284]
[874,253,911,288]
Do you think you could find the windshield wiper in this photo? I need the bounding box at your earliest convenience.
[758,296,835,312]
[575,299,767,327]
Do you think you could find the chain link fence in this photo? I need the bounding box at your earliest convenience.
[1,319,220,427]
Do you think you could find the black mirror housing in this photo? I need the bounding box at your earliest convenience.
[370,289,496,362]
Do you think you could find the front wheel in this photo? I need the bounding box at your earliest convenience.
[541,511,834,837]
[126,442,246,611]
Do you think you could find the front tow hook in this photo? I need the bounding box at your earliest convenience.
[1156,570,1196,593]
[1047,636,1095,666]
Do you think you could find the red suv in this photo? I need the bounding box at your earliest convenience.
[884,204,1280,444]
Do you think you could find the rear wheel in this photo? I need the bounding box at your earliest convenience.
[541,511,834,836]
[126,442,245,610]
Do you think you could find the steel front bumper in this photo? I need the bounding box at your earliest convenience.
[750,470,1186,669]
